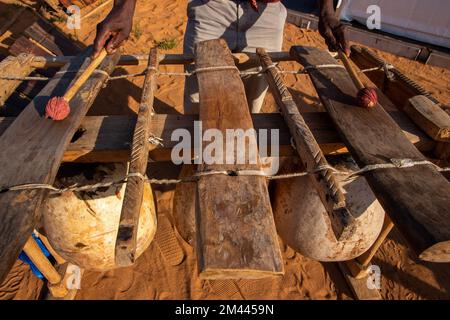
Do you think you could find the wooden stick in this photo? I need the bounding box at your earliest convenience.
[338,50,365,90]
[0,112,435,163]
[346,214,394,279]
[257,47,355,240]
[115,48,159,266]
[23,236,71,298]
[63,49,108,102]
[31,51,294,68]
[38,233,66,265]
[23,236,62,285]
[81,0,114,21]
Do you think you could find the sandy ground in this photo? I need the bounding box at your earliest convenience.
[0,0,450,300]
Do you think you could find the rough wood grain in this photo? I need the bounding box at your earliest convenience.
[0,49,120,283]
[195,39,283,279]
[115,48,159,266]
[258,47,355,240]
[0,54,35,106]
[292,46,450,263]
[0,112,434,163]
[24,19,83,56]
[404,95,450,142]
[9,36,51,58]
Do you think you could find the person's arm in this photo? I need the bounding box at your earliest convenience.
[318,0,349,55]
[92,0,137,58]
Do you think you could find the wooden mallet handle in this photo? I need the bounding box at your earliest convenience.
[63,49,108,102]
[338,50,365,91]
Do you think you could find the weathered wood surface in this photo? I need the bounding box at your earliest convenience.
[24,19,84,56]
[0,111,435,163]
[0,54,35,106]
[292,46,450,262]
[9,36,51,58]
[0,49,120,283]
[195,39,283,279]
[404,95,450,142]
[258,48,354,240]
[115,48,159,266]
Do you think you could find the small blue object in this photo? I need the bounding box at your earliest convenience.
[19,233,52,280]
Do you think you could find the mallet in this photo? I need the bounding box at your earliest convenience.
[338,50,378,108]
[45,49,108,120]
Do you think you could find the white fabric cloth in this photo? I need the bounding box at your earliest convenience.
[339,0,450,48]
[183,0,287,114]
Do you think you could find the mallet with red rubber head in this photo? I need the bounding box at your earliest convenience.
[45,49,108,120]
[338,50,378,108]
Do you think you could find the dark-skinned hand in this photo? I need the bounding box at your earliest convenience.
[318,1,350,55]
[92,0,136,58]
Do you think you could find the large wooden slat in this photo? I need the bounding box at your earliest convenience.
[115,48,159,266]
[350,46,449,163]
[0,112,435,163]
[195,39,283,279]
[0,50,120,283]
[0,54,35,106]
[291,46,450,262]
[258,48,354,240]
[404,95,450,142]
[24,19,84,56]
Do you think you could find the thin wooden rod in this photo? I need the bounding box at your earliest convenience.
[31,52,294,69]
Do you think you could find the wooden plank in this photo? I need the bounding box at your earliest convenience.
[0,49,120,283]
[258,48,354,240]
[195,39,283,279]
[0,54,35,106]
[115,48,159,266]
[292,46,450,263]
[404,95,450,142]
[9,36,51,57]
[24,19,83,56]
[0,112,435,163]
